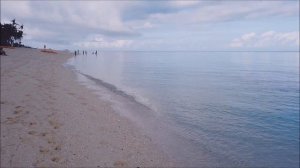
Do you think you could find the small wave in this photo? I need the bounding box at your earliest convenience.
[63,62,75,70]
[77,72,154,111]
[64,59,156,112]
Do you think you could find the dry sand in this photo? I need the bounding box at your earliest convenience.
[1,48,173,167]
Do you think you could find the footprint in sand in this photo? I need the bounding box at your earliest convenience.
[39,147,50,154]
[14,110,22,115]
[54,145,61,151]
[4,106,29,124]
[28,121,37,126]
[67,92,76,96]
[4,116,20,124]
[51,156,60,163]
[39,132,48,137]
[14,105,23,114]
[48,119,62,129]
[47,137,56,145]
[81,102,88,106]
[48,95,56,101]
[47,101,55,105]
[113,160,128,167]
[47,112,56,118]
[28,131,37,135]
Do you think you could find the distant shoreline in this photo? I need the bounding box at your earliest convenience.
[71,50,300,53]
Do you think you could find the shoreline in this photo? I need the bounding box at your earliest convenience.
[66,54,216,167]
[1,48,173,167]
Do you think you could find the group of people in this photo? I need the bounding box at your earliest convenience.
[74,50,98,56]
[74,50,87,56]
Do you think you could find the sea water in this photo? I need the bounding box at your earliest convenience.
[67,51,299,167]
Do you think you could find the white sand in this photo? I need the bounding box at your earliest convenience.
[1,48,173,167]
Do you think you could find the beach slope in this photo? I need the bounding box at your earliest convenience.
[1,48,172,167]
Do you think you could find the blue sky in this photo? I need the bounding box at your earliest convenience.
[1,1,299,51]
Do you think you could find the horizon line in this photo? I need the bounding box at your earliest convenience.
[69,50,300,53]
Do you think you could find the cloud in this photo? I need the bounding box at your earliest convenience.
[23,27,57,40]
[2,1,137,36]
[1,1,31,18]
[169,1,201,8]
[147,1,298,25]
[230,31,299,49]
[128,21,155,30]
[73,35,133,49]
[1,1,298,50]
[230,32,256,47]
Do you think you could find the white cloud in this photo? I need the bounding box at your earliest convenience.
[62,1,128,32]
[74,35,133,49]
[129,21,155,30]
[1,1,298,50]
[169,1,201,8]
[23,27,57,40]
[230,31,299,49]
[230,32,256,47]
[148,1,298,25]
[2,1,31,18]
[2,1,133,34]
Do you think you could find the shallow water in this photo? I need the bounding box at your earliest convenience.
[67,51,299,167]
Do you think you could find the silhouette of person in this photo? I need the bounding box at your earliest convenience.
[44,45,46,49]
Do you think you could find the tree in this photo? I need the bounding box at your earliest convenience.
[0,19,24,47]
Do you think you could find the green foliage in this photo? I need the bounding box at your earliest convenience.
[0,19,24,47]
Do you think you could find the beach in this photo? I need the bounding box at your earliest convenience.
[0,48,173,167]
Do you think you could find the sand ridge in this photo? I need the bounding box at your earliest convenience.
[1,48,173,167]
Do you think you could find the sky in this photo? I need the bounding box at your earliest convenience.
[1,0,299,51]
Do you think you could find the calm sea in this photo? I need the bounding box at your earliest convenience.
[67,51,299,167]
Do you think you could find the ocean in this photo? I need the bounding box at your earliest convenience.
[66,51,299,167]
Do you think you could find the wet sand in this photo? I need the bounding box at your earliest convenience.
[1,48,173,167]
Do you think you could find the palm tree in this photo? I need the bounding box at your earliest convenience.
[11,19,16,26]
[0,19,24,46]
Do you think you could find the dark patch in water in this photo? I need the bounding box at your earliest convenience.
[77,72,152,111]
